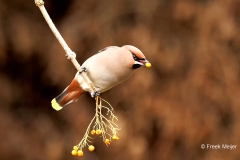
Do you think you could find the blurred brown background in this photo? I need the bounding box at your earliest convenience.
[1,0,240,159]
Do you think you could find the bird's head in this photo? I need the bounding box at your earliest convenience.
[123,45,151,69]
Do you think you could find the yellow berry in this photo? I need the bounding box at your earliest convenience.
[77,150,84,156]
[88,145,95,152]
[73,146,79,151]
[71,150,77,156]
[145,62,151,68]
[91,130,96,135]
[112,135,119,140]
[96,129,102,135]
[105,139,110,145]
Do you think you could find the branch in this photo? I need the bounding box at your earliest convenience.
[35,0,97,92]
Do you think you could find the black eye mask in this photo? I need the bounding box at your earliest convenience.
[132,53,145,61]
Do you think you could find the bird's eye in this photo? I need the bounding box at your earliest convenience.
[132,54,138,61]
[132,53,145,61]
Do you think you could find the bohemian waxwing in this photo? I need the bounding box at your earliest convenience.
[51,45,151,111]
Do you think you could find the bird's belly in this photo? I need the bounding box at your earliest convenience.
[91,74,129,92]
[87,69,134,93]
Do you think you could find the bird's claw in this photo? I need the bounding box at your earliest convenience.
[91,91,100,98]
[78,67,87,74]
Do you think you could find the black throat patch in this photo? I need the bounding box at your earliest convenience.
[132,64,142,69]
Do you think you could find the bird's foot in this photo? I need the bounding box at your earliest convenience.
[91,91,100,98]
[78,67,87,74]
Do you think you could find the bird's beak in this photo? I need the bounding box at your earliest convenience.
[139,59,151,68]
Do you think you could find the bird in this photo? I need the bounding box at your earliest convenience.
[51,45,151,111]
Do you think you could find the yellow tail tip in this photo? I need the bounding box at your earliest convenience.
[51,99,63,111]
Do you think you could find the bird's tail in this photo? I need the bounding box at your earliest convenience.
[51,78,86,111]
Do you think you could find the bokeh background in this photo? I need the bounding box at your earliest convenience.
[1,0,240,159]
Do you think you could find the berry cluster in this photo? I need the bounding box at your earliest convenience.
[71,145,95,157]
[71,97,120,157]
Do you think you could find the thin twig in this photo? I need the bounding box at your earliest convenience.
[34,0,97,93]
